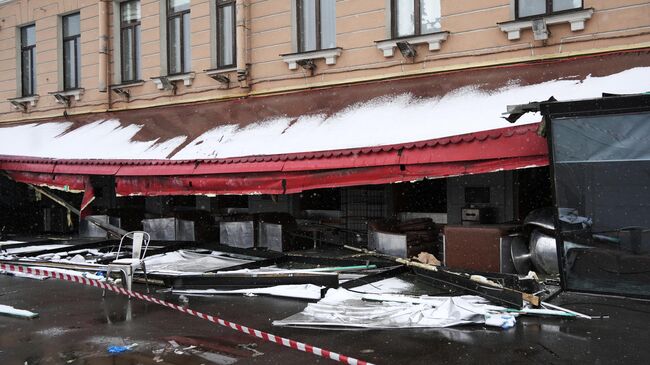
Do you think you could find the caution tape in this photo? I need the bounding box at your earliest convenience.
[0,263,374,365]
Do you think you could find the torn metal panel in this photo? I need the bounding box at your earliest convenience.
[273,288,515,329]
[143,250,253,274]
[157,271,339,290]
[172,284,324,300]
[413,267,532,309]
[340,265,409,289]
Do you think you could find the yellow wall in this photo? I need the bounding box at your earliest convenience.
[1,0,649,122]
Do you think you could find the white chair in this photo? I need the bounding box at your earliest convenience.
[103,231,151,297]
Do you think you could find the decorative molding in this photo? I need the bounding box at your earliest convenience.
[281,48,343,70]
[375,32,450,57]
[498,8,594,41]
[152,72,196,89]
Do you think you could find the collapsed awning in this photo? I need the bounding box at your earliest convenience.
[1,49,649,195]
[1,124,547,195]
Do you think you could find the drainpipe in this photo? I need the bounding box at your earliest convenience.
[236,0,250,88]
[98,0,110,93]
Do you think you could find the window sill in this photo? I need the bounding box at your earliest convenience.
[152,72,195,89]
[8,95,39,108]
[110,80,145,89]
[205,67,237,76]
[281,48,342,70]
[375,31,450,57]
[498,8,594,40]
[49,89,84,103]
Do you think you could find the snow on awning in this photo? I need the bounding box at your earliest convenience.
[1,50,649,195]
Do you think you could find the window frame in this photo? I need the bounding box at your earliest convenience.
[62,13,81,91]
[390,0,442,38]
[20,24,36,97]
[515,0,583,20]
[119,0,141,83]
[166,0,191,75]
[296,0,336,53]
[215,0,236,69]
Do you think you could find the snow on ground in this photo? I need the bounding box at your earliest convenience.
[0,67,649,160]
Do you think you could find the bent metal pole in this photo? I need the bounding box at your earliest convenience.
[0,263,374,365]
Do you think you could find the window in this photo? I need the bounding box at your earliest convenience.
[120,0,141,82]
[167,0,191,74]
[391,0,441,38]
[216,0,236,69]
[516,0,582,19]
[62,13,81,90]
[296,0,335,52]
[20,24,36,96]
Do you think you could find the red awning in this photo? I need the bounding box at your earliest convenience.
[1,124,548,195]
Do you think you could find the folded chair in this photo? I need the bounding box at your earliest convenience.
[103,231,151,297]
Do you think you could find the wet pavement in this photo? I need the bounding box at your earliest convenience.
[2,274,650,364]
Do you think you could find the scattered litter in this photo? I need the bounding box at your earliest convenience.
[485,313,517,329]
[168,340,180,348]
[469,275,503,288]
[152,355,163,363]
[68,254,87,263]
[541,301,592,319]
[0,304,39,319]
[414,252,441,266]
[173,284,324,300]
[238,343,264,357]
[525,271,540,281]
[107,343,138,353]
[503,308,576,317]
[178,294,189,307]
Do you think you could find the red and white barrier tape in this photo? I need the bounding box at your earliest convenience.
[0,263,374,365]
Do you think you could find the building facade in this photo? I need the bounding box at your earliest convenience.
[0,0,649,243]
[0,0,649,120]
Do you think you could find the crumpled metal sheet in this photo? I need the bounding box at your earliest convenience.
[273,289,515,329]
[143,250,252,274]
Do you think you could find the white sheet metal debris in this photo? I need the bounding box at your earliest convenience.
[0,304,39,319]
[273,288,517,329]
[172,284,324,300]
[143,250,253,274]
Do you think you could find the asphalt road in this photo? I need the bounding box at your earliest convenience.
[1,274,650,364]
